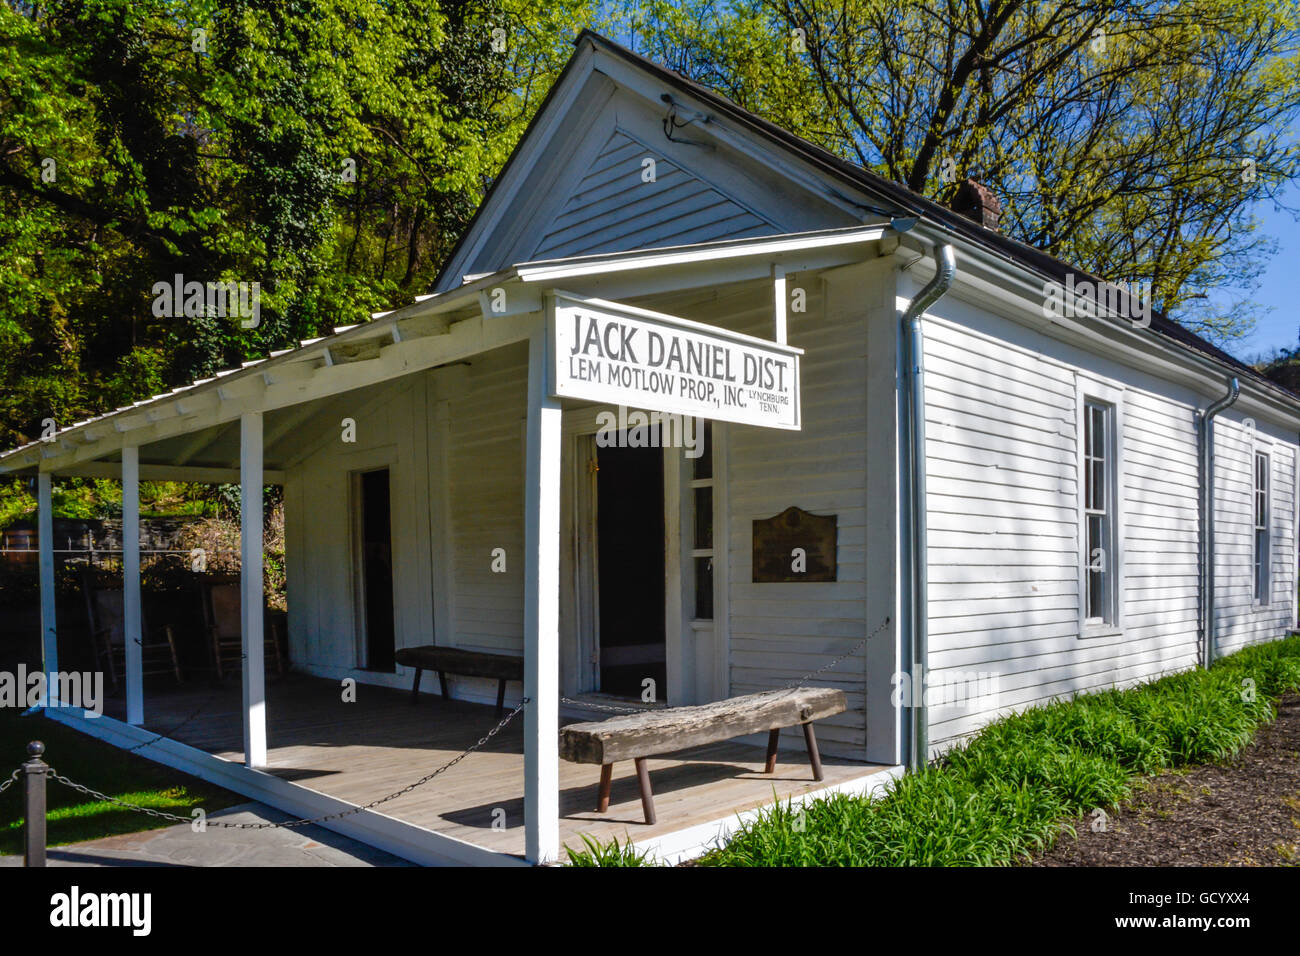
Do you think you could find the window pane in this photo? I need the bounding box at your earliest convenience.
[1087,514,1106,621]
[692,420,713,480]
[1082,400,1116,625]
[694,556,713,619]
[693,486,713,550]
[1255,529,1267,600]
[1084,406,1095,471]
[1255,454,1267,528]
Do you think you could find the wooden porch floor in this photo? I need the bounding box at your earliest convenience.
[104,675,884,860]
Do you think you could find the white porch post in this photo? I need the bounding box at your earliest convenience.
[240,412,267,768]
[37,471,57,701]
[122,446,143,725]
[771,264,787,344]
[523,324,561,863]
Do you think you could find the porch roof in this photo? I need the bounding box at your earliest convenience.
[0,224,889,480]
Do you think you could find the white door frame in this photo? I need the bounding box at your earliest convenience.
[563,407,686,700]
[344,445,399,669]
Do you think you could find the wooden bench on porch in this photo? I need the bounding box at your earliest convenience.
[559,686,846,825]
[395,645,524,716]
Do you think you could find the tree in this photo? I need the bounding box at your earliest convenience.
[616,0,1300,346]
[0,0,594,447]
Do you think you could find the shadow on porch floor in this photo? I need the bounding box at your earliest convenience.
[103,674,884,859]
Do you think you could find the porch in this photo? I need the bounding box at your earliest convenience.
[12,228,908,864]
[74,674,893,863]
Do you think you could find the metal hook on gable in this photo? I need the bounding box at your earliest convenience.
[660,94,712,147]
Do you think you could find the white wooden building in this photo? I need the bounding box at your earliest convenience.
[4,31,1298,865]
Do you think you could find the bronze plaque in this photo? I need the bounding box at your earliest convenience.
[752,507,837,582]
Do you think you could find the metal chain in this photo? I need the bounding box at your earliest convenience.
[561,616,893,714]
[781,615,891,690]
[122,691,223,754]
[34,619,893,826]
[47,699,528,830]
[0,769,18,795]
[559,696,646,715]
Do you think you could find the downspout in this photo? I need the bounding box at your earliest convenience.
[901,243,957,772]
[1199,377,1239,668]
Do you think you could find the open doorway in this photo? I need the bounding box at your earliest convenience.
[596,438,666,699]
[355,468,395,671]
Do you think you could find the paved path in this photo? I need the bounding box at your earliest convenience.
[0,802,413,867]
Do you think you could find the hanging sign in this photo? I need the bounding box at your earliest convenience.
[549,291,801,430]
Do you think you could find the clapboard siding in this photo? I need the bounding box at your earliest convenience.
[920,301,1297,750]
[444,346,528,657]
[703,282,872,757]
[285,375,435,675]
[1119,388,1200,680]
[1213,419,1297,655]
[532,130,775,259]
[282,344,531,708]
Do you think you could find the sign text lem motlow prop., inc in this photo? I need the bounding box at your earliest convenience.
[549,293,802,430]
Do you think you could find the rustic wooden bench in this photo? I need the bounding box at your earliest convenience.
[394,646,524,716]
[559,686,846,825]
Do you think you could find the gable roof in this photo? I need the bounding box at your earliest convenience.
[532,128,776,259]
[438,30,1286,401]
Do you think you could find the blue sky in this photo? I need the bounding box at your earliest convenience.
[1221,199,1300,363]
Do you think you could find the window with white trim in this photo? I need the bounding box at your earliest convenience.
[1254,451,1269,603]
[690,421,714,620]
[1083,399,1118,625]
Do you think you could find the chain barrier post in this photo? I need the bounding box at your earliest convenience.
[22,741,48,867]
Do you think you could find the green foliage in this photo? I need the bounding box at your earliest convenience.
[0,475,237,528]
[700,634,1300,866]
[0,0,597,447]
[564,832,654,866]
[0,478,34,528]
[616,0,1300,347]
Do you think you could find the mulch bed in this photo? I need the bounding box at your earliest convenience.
[1034,693,1300,866]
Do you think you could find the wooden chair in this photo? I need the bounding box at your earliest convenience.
[199,576,285,679]
[80,567,183,686]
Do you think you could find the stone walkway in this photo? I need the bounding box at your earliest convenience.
[0,802,412,867]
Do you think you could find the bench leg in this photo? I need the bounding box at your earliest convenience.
[409,667,423,704]
[634,757,656,825]
[764,728,780,773]
[438,670,449,699]
[802,722,824,782]
[597,764,613,813]
[496,679,506,717]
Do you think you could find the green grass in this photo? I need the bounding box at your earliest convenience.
[0,706,242,854]
[564,833,653,866]
[569,634,1300,866]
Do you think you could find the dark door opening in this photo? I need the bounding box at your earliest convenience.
[359,468,395,671]
[596,438,666,699]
